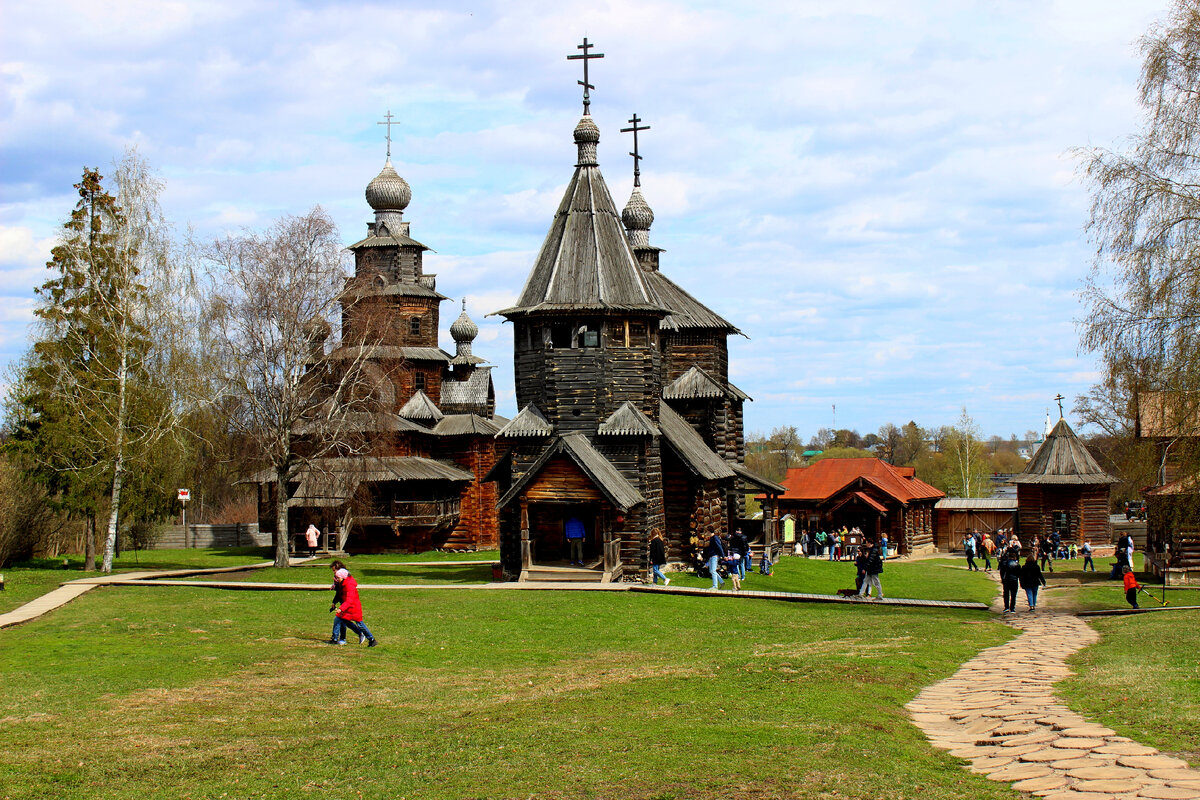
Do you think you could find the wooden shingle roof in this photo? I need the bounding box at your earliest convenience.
[658,402,736,481]
[645,270,741,334]
[495,123,668,318]
[663,366,751,402]
[1010,418,1117,485]
[397,390,444,422]
[496,405,554,438]
[497,433,645,511]
[597,401,659,436]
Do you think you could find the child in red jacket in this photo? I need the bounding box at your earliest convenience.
[328,561,378,646]
[1122,565,1140,609]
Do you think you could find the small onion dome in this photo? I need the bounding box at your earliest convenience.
[450,305,479,343]
[365,159,411,211]
[574,115,600,166]
[573,115,600,144]
[622,188,654,233]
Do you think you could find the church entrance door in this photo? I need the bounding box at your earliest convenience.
[528,503,600,568]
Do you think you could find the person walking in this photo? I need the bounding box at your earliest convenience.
[856,537,884,600]
[1081,540,1095,572]
[649,529,670,586]
[1040,533,1056,573]
[304,523,320,558]
[1122,565,1140,609]
[565,515,586,566]
[964,533,978,571]
[998,543,1021,613]
[1019,551,1046,612]
[979,531,993,572]
[703,532,726,591]
[327,561,378,647]
[731,527,749,581]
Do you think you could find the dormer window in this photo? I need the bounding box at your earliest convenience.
[410,316,422,337]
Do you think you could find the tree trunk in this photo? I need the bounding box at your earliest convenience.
[101,347,129,573]
[274,466,290,568]
[84,514,96,571]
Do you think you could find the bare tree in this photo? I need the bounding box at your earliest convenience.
[947,407,990,497]
[203,208,377,568]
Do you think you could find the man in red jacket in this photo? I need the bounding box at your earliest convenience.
[328,561,378,647]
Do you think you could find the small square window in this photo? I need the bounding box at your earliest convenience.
[581,330,600,348]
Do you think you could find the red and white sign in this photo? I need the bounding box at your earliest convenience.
[178,489,191,502]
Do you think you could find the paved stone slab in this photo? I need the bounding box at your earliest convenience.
[1097,743,1159,756]
[1074,777,1154,793]
[1136,786,1200,799]
[1012,774,1070,793]
[1068,766,1144,780]
[1148,769,1200,782]
[988,763,1054,781]
[1056,737,1110,750]
[1043,791,1127,800]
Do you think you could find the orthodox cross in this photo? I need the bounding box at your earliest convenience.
[1054,393,1065,418]
[620,113,650,187]
[567,38,604,113]
[377,110,396,159]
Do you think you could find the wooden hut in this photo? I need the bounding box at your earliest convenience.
[933,497,1017,551]
[773,458,943,555]
[1011,417,1116,547]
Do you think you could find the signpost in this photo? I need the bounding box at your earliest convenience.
[178,489,190,548]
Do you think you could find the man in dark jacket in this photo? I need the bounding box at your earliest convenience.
[730,528,750,580]
[703,533,726,590]
[856,538,884,600]
[998,545,1022,613]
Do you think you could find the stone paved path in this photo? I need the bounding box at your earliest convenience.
[906,613,1200,799]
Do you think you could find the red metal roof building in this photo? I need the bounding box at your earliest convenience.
[774,458,944,555]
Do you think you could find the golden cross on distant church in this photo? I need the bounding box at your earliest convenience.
[567,38,604,113]
[621,113,650,188]
[1054,393,1065,418]
[377,110,397,159]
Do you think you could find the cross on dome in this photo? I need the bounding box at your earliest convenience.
[377,109,397,159]
[567,38,604,114]
[620,113,650,188]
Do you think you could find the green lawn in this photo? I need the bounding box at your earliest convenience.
[1059,610,1200,767]
[668,554,999,604]
[1031,553,1200,612]
[0,580,1021,800]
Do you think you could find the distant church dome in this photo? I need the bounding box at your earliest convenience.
[574,115,600,166]
[365,159,411,211]
[450,302,479,343]
[622,188,654,233]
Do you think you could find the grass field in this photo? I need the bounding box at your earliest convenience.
[1059,610,1200,767]
[2,548,1198,798]
[0,566,1018,800]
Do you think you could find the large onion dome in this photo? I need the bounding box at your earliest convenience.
[365,159,411,211]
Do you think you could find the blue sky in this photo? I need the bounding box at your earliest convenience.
[0,0,1167,441]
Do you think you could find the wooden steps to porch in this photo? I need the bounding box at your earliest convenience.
[521,564,605,584]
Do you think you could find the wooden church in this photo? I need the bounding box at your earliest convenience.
[253,139,503,553]
[488,42,782,582]
[1011,416,1116,546]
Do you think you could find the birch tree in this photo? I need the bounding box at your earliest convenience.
[203,208,377,568]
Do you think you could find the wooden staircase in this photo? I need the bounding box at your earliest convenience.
[521,562,605,584]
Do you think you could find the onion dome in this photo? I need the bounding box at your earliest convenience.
[450,301,479,343]
[622,188,654,248]
[574,115,600,166]
[365,159,411,211]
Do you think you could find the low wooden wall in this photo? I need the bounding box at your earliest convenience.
[153,523,267,549]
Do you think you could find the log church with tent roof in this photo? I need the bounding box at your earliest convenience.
[487,40,783,583]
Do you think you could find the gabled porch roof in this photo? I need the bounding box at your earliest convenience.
[497,433,645,512]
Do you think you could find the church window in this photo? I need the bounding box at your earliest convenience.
[1052,511,1069,535]
[415,372,426,392]
[548,323,572,349]
[410,316,422,337]
[576,324,600,348]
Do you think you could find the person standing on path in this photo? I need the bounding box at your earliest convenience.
[564,515,586,566]
[1081,540,1095,572]
[328,561,378,647]
[964,533,978,571]
[649,529,670,586]
[979,531,994,572]
[856,537,884,600]
[1019,552,1047,612]
[703,532,726,591]
[305,523,320,558]
[1040,534,1056,573]
[1122,565,1140,609]
[998,543,1021,613]
[880,532,888,560]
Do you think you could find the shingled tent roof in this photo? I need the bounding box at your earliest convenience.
[1010,417,1118,485]
[644,270,741,334]
[494,116,668,319]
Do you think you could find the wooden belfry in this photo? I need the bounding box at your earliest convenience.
[489,40,782,582]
